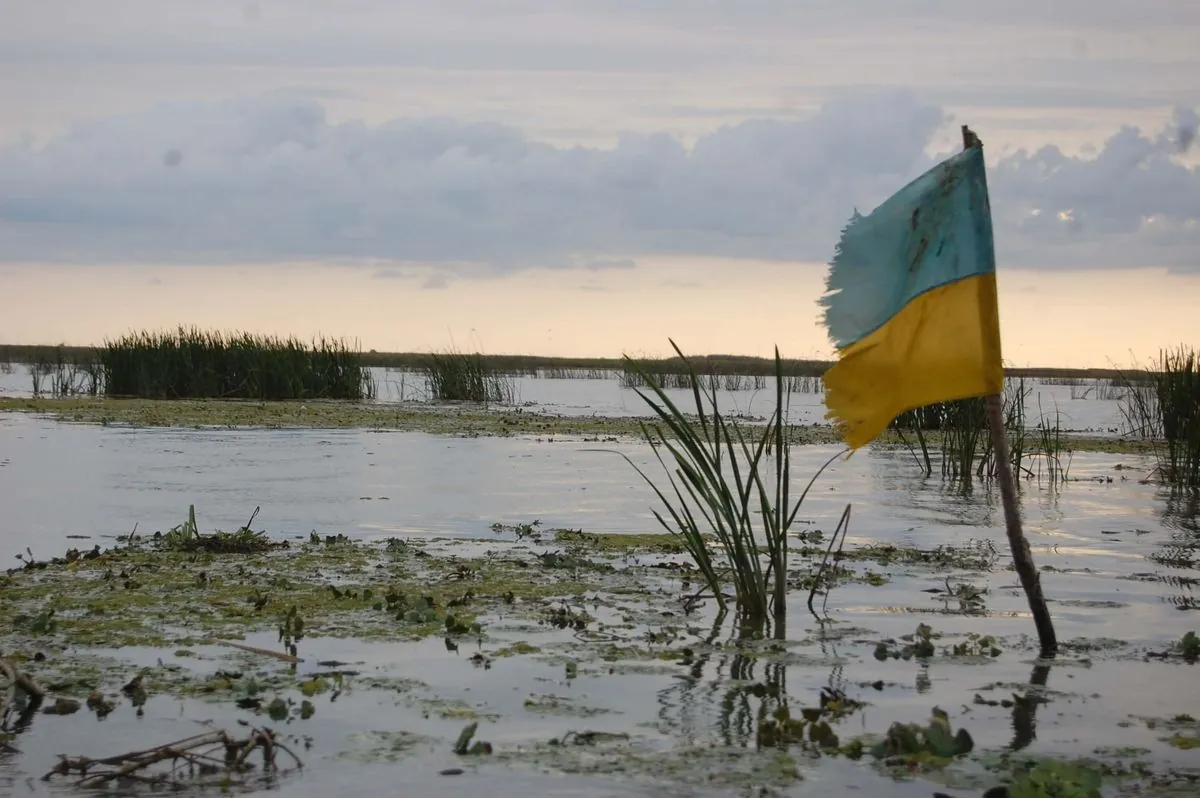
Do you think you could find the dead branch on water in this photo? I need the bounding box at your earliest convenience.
[42,726,303,789]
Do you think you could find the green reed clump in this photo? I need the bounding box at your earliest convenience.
[614,340,844,634]
[100,327,374,401]
[891,378,1070,484]
[1155,346,1200,487]
[422,349,514,403]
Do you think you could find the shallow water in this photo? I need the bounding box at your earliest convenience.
[0,365,1131,434]
[1,407,1197,797]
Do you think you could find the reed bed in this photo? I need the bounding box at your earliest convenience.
[100,328,374,401]
[539,367,614,380]
[421,349,515,404]
[621,364,824,394]
[1116,374,1163,440]
[890,378,1070,484]
[1070,379,1125,401]
[1154,346,1200,487]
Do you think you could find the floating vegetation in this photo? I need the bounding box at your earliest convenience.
[157,505,284,555]
[99,327,374,401]
[421,348,515,403]
[994,759,1104,798]
[1176,631,1199,663]
[866,707,974,766]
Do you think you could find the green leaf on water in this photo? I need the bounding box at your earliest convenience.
[1008,760,1102,798]
[1167,733,1200,750]
[267,698,289,721]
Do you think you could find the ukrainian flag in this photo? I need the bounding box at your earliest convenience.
[819,141,1003,450]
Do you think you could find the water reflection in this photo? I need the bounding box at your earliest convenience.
[653,606,1069,763]
[1151,491,1200,610]
[1009,662,1052,752]
[656,612,853,754]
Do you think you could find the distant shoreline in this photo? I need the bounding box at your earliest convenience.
[0,343,1146,381]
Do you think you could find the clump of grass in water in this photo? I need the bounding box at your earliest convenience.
[1115,347,1200,487]
[891,377,1070,485]
[100,327,375,401]
[1154,346,1200,488]
[157,505,283,554]
[612,340,844,634]
[422,348,514,403]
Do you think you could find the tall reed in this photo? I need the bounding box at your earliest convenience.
[27,346,102,397]
[422,349,515,404]
[1115,372,1163,439]
[891,377,1070,484]
[614,340,844,634]
[101,327,374,401]
[1155,346,1200,487]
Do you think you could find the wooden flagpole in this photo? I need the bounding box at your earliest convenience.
[963,124,1058,658]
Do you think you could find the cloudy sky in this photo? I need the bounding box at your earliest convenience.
[2,0,1198,367]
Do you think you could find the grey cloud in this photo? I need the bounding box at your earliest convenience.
[1,89,1198,272]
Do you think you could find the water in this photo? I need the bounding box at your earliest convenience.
[1,387,1196,797]
[0,365,1133,434]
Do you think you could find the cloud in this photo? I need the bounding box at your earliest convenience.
[1,88,1198,272]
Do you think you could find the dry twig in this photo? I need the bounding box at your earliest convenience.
[216,640,303,663]
[43,726,302,789]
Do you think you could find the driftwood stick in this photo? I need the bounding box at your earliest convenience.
[45,727,302,786]
[1,657,48,721]
[0,657,47,700]
[215,640,303,663]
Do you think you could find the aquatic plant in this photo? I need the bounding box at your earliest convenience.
[1115,347,1200,487]
[1115,362,1163,439]
[616,340,845,633]
[157,505,283,555]
[1154,346,1200,487]
[1002,759,1103,798]
[25,346,101,398]
[1177,631,1199,663]
[891,377,1070,484]
[100,327,374,401]
[867,707,974,764]
[421,348,514,403]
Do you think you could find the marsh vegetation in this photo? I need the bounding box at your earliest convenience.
[888,377,1072,485]
[101,328,375,401]
[1117,346,1200,488]
[610,342,845,635]
[420,348,516,403]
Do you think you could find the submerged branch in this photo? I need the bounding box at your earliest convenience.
[42,726,303,789]
[0,657,47,720]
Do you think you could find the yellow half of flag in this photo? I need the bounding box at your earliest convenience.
[818,145,1003,450]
